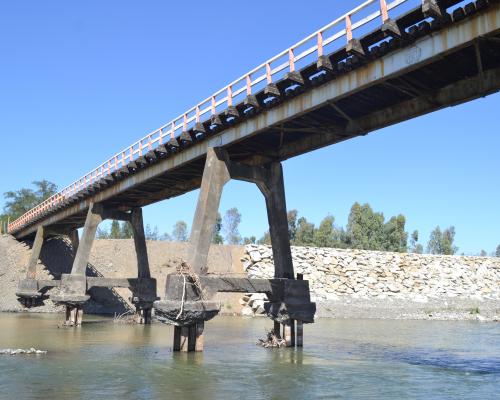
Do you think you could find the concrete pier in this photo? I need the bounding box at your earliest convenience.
[155,147,315,351]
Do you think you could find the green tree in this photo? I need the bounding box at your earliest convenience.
[212,212,224,244]
[258,231,271,245]
[145,224,159,241]
[243,236,257,245]
[161,232,172,241]
[120,222,134,239]
[382,215,408,252]
[427,226,458,255]
[0,217,7,234]
[287,209,298,242]
[33,180,58,201]
[496,244,500,257]
[345,202,384,250]
[409,230,423,254]
[479,250,487,257]
[345,203,409,252]
[294,217,315,246]
[314,215,335,248]
[110,220,121,239]
[222,207,242,245]
[3,180,57,220]
[172,221,188,242]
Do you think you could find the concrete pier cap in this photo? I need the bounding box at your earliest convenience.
[16,279,42,299]
[50,274,90,305]
[153,299,220,326]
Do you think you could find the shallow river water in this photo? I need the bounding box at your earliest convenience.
[0,313,498,400]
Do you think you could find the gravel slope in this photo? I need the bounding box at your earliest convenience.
[0,235,245,315]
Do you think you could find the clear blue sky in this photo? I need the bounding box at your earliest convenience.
[0,1,498,255]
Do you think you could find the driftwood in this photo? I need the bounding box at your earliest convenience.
[257,328,286,348]
[113,310,136,324]
[175,261,206,321]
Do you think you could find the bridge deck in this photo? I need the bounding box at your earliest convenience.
[10,0,500,239]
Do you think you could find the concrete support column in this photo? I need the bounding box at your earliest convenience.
[164,147,298,351]
[218,151,294,279]
[187,147,230,275]
[296,321,304,347]
[173,323,204,352]
[71,203,103,276]
[16,225,45,307]
[131,208,150,279]
[217,151,302,347]
[64,304,84,327]
[168,148,230,351]
[283,321,295,347]
[134,308,152,324]
[256,163,295,279]
[26,226,45,280]
[54,203,103,326]
[130,207,155,324]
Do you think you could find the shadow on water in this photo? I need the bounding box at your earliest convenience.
[339,340,500,375]
[386,347,500,374]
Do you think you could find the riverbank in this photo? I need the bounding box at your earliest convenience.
[1,235,499,321]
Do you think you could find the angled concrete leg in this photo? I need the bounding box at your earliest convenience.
[26,226,45,280]
[71,203,103,276]
[130,207,156,324]
[16,225,45,307]
[163,147,230,351]
[52,203,103,326]
[157,148,309,351]
[187,147,231,275]
[258,162,294,279]
[219,152,310,346]
[220,153,294,279]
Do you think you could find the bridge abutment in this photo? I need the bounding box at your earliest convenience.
[130,207,155,324]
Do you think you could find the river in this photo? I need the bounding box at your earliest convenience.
[0,313,498,399]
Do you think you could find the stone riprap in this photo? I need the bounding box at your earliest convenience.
[240,245,500,320]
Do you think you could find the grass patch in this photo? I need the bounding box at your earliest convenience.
[469,307,480,315]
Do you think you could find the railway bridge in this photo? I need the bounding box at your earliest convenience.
[8,0,500,351]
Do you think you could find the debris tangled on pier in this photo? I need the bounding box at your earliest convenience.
[257,329,286,348]
[113,310,137,324]
[0,348,47,355]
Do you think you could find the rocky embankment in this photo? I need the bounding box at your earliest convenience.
[240,245,500,321]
